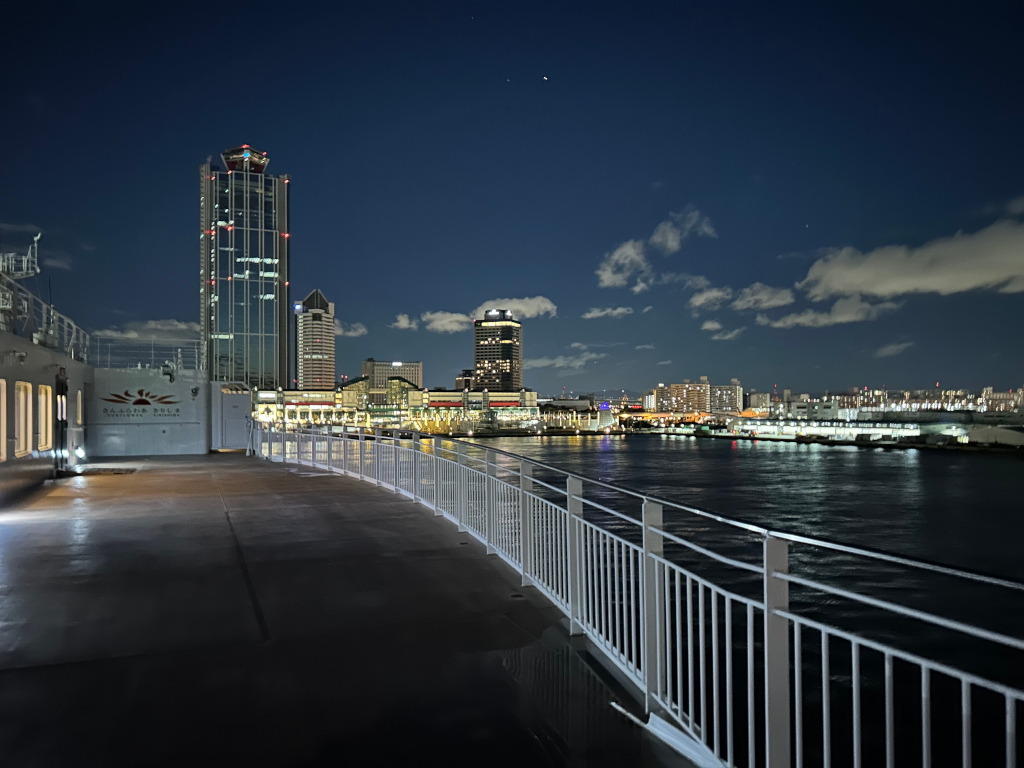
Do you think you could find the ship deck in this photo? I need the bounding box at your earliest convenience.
[0,454,682,766]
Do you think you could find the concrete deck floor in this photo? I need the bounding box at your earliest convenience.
[0,454,683,766]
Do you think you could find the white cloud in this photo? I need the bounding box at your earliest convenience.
[43,257,72,270]
[93,319,200,340]
[700,320,723,331]
[420,311,472,333]
[0,222,42,233]
[876,341,914,358]
[659,273,710,290]
[595,239,650,291]
[797,219,1024,301]
[471,296,557,319]
[642,305,653,313]
[649,220,682,255]
[335,321,368,337]
[582,306,634,319]
[688,287,733,311]
[389,313,418,330]
[656,360,672,365]
[1007,197,1024,216]
[756,296,899,329]
[731,283,795,310]
[635,343,655,350]
[596,207,716,291]
[711,327,745,341]
[524,352,606,370]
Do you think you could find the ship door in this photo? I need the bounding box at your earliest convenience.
[55,368,69,472]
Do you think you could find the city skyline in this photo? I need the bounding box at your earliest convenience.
[2,4,1023,393]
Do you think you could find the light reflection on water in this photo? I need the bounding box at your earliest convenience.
[479,434,1023,580]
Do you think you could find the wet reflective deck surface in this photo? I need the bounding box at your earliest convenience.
[0,455,682,767]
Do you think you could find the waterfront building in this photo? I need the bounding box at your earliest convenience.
[361,358,423,405]
[454,368,476,390]
[747,392,770,410]
[408,388,538,431]
[710,379,743,414]
[675,377,710,413]
[200,145,290,388]
[474,309,523,390]
[295,290,335,390]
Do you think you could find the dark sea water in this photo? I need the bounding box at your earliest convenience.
[477,433,1024,580]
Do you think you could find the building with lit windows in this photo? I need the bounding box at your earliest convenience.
[199,145,290,388]
[474,309,522,390]
[296,290,335,390]
[710,379,743,413]
[360,359,423,405]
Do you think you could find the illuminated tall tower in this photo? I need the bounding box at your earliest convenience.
[199,145,290,388]
[473,309,522,390]
[296,290,335,390]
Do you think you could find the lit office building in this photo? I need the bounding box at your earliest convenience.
[710,379,743,413]
[296,290,335,390]
[200,145,290,388]
[474,309,522,390]
[361,358,423,405]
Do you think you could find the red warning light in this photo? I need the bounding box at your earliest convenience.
[282,233,290,238]
[226,226,233,231]
[242,144,250,148]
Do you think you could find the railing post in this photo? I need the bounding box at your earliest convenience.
[411,432,420,503]
[432,436,443,515]
[643,499,664,713]
[373,429,382,486]
[566,475,584,636]
[393,431,400,494]
[358,430,365,481]
[764,534,792,768]
[484,449,496,555]
[519,460,534,587]
[455,442,468,531]
[342,425,349,475]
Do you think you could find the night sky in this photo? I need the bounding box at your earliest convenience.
[3,2,1023,394]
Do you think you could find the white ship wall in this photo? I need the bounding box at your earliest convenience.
[87,368,210,456]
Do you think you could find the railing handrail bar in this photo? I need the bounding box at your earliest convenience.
[652,526,765,575]
[779,610,1024,701]
[577,495,642,526]
[286,428,1024,591]
[778,572,1024,652]
[768,530,1024,592]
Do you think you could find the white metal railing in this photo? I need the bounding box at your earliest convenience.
[253,425,1024,768]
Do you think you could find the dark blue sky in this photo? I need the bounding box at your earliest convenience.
[3,2,1023,394]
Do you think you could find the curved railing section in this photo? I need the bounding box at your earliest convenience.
[253,426,1024,768]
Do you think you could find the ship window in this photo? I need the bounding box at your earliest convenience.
[15,381,31,457]
[0,379,5,462]
[77,390,83,425]
[38,385,53,451]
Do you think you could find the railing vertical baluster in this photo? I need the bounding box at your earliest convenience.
[823,632,831,768]
[852,642,861,768]
[922,665,931,768]
[699,583,707,744]
[962,679,972,768]
[484,449,496,554]
[675,570,683,717]
[567,475,584,636]
[358,431,364,481]
[373,429,381,485]
[747,603,755,768]
[642,498,663,712]
[630,547,637,671]
[456,443,468,532]
[432,437,443,516]
[763,534,791,768]
[885,652,894,768]
[688,575,695,728]
[726,596,734,767]
[1006,695,1016,768]
[665,564,673,710]
[713,589,720,756]
[342,427,349,474]
[519,460,533,586]
[795,622,803,768]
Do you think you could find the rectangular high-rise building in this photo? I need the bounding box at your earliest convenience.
[296,290,335,390]
[200,145,290,388]
[474,310,522,390]
[361,358,423,405]
[711,379,743,414]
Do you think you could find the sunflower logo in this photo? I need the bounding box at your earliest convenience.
[102,389,180,405]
